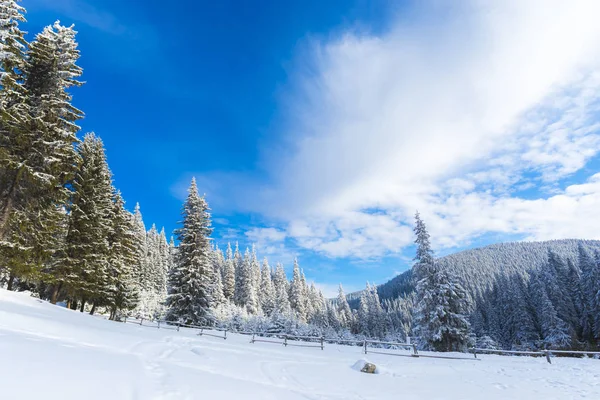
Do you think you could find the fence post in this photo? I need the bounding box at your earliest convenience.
[124,317,127,324]
[284,335,288,347]
[140,317,143,326]
[412,344,418,356]
[251,333,255,343]
[545,350,552,364]
[363,340,367,354]
[157,320,160,329]
[177,322,180,332]
[199,328,203,336]
[224,329,227,340]
[473,348,477,359]
[321,336,324,351]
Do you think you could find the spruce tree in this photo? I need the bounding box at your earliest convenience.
[211,261,226,307]
[233,242,243,304]
[55,133,113,310]
[259,257,275,316]
[106,191,139,319]
[237,247,259,314]
[367,283,386,338]
[131,203,147,295]
[336,284,353,329]
[222,243,235,300]
[413,212,470,351]
[530,273,570,348]
[250,245,262,313]
[273,263,291,315]
[578,245,598,341]
[166,178,214,326]
[1,20,82,288]
[289,259,306,322]
[357,289,370,336]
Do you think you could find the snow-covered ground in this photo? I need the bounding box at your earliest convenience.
[1,289,598,400]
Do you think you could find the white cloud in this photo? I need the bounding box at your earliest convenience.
[187,0,600,260]
[254,0,600,258]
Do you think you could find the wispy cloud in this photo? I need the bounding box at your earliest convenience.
[182,0,600,260]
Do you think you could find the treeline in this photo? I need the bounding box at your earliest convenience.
[472,245,600,350]
[350,239,600,350]
[0,1,140,316]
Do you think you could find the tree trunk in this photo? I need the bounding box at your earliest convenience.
[7,273,15,291]
[89,302,96,315]
[66,299,71,309]
[50,282,62,304]
[0,166,25,240]
[79,299,86,312]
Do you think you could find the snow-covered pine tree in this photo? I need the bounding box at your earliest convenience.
[273,263,291,315]
[591,252,600,340]
[259,257,275,316]
[131,203,147,292]
[222,243,235,300]
[106,191,139,320]
[211,260,226,307]
[136,224,169,318]
[367,283,386,338]
[1,19,83,289]
[412,212,471,351]
[578,245,597,342]
[55,133,113,312]
[157,227,169,308]
[530,272,571,348]
[0,0,26,105]
[233,242,243,304]
[308,283,327,328]
[357,289,370,336]
[166,178,214,326]
[289,259,306,322]
[237,247,259,314]
[213,245,225,280]
[336,284,353,329]
[301,269,313,321]
[545,251,578,336]
[0,1,28,208]
[0,1,28,198]
[168,236,176,271]
[250,245,262,313]
[566,258,584,339]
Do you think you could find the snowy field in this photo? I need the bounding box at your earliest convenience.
[1,289,598,400]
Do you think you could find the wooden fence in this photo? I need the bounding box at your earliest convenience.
[250,333,325,350]
[469,348,600,364]
[121,317,599,363]
[363,339,419,357]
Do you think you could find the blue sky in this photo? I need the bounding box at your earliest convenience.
[21,0,600,296]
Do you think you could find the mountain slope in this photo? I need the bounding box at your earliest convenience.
[350,239,600,305]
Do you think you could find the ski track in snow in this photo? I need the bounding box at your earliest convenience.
[1,289,600,400]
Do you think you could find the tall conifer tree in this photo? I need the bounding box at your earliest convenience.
[166,178,214,325]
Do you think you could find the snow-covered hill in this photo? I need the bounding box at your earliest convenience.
[1,289,598,399]
[347,239,600,305]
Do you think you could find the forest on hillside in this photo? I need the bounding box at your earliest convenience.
[1,0,599,352]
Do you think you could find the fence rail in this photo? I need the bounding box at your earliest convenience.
[470,348,552,363]
[120,317,598,364]
[363,340,418,357]
[250,333,325,350]
[469,347,600,364]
